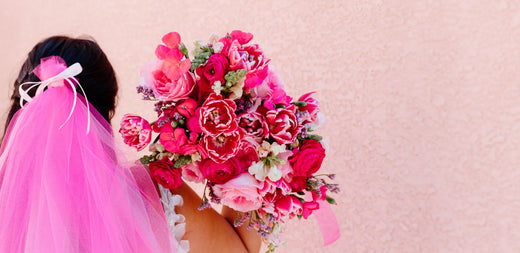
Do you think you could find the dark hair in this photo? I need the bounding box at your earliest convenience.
[4,35,118,132]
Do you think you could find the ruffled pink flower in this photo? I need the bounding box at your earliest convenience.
[238,112,269,139]
[201,130,242,163]
[228,40,248,71]
[199,94,238,137]
[159,124,198,155]
[212,173,263,212]
[265,107,301,145]
[297,92,320,124]
[119,114,152,151]
[274,195,303,221]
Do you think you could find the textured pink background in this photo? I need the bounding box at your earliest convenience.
[2,1,520,252]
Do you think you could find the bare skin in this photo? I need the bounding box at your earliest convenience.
[169,183,262,253]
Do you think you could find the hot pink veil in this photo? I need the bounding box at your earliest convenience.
[0,57,177,252]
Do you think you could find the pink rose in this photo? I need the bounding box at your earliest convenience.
[288,139,326,177]
[199,94,238,137]
[149,158,183,190]
[201,130,242,163]
[265,107,301,145]
[159,124,198,155]
[238,112,269,139]
[297,92,320,124]
[212,173,262,212]
[274,195,303,221]
[196,53,229,92]
[200,158,240,184]
[119,114,152,151]
[141,60,195,101]
[181,161,204,183]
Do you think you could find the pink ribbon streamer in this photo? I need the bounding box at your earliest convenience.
[314,201,341,246]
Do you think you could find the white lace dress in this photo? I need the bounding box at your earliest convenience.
[158,185,190,253]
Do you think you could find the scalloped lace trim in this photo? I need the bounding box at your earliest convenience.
[158,185,190,253]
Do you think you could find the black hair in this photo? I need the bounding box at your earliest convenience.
[4,35,118,132]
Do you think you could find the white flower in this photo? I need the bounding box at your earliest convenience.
[213,42,224,54]
[248,161,282,182]
[191,40,205,57]
[190,152,201,162]
[211,81,223,95]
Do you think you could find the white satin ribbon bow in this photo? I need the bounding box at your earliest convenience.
[18,63,91,134]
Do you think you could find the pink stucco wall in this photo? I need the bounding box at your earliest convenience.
[1,1,520,252]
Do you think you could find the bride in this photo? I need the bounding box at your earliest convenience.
[0,35,260,253]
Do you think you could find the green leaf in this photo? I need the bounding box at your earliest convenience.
[178,43,189,59]
[326,196,336,205]
[174,155,191,169]
[308,134,323,142]
[292,101,307,107]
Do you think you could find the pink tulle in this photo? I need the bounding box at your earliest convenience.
[0,86,177,252]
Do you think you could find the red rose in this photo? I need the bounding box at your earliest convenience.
[149,158,183,189]
[289,139,326,177]
[199,94,238,137]
[196,54,229,92]
[201,131,242,163]
[238,112,269,140]
[200,158,240,184]
[265,107,301,145]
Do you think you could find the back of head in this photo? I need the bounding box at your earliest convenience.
[4,36,118,133]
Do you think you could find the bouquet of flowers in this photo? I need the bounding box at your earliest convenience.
[120,30,339,251]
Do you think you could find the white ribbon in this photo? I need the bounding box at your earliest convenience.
[18,63,91,134]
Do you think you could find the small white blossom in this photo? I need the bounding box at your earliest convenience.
[212,81,223,95]
[213,42,224,53]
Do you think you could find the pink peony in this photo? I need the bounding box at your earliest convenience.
[200,158,240,184]
[201,130,242,163]
[199,94,238,137]
[212,173,263,212]
[265,107,301,145]
[119,114,152,151]
[149,158,183,190]
[288,139,326,177]
[196,54,229,92]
